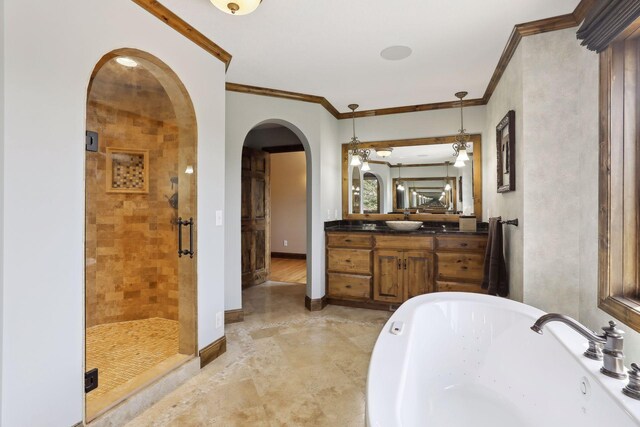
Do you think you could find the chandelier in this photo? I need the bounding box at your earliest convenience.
[452,91,471,167]
[347,104,371,170]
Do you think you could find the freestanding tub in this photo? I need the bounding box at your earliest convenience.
[367,292,640,427]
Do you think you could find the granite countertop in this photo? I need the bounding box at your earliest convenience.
[324,220,489,236]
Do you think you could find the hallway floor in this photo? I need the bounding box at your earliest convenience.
[86,318,187,420]
[125,282,391,426]
[270,257,307,284]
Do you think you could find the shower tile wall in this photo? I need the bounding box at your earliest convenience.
[86,101,180,327]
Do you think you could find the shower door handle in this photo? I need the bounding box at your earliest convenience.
[177,217,194,258]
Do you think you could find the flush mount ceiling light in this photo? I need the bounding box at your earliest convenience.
[115,57,138,68]
[376,147,393,158]
[452,91,471,167]
[210,0,261,15]
[380,45,413,61]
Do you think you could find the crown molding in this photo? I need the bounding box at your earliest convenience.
[225,83,340,118]
[132,0,233,70]
[134,0,594,116]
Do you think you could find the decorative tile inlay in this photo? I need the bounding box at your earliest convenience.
[111,152,146,190]
[106,148,149,194]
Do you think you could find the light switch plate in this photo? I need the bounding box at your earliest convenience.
[216,210,223,226]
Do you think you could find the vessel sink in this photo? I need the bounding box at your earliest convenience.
[385,221,423,231]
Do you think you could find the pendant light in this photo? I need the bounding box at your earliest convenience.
[444,161,452,191]
[348,104,369,167]
[210,0,262,15]
[396,163,405,191]
[452,91,471,167]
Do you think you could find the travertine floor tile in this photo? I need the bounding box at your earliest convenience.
[124,282,391,426]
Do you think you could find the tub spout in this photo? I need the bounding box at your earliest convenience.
[531,313,605,344]
[531,313,627,380]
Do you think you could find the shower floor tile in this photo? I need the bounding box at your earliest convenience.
[86,317,189,420]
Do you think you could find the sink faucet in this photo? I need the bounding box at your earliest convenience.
[403,209,410,220]
[531,314,627,380]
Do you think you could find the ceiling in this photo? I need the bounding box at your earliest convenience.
[161,0,580,112]
[364,143,473,166]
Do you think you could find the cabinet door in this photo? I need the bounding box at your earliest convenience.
[404,251,434,299]
[373,250,403,303]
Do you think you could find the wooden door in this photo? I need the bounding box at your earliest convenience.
[404,251,433,299]
[373,250,403,303]
[241,147,270,288]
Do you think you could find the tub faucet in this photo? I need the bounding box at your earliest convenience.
[531,314,627,380]
[403,210,410,220]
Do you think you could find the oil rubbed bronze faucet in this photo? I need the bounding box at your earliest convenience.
[531,314,626,380]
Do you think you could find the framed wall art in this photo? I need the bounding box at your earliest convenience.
[496,110,516,193]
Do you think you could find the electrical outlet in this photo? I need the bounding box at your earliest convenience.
[216,210,223,226]
[284,240,288,247]
[216,312,223,328]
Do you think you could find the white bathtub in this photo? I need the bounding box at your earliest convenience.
[366,293,640,427]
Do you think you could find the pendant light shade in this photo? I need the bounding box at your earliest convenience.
[454,157,465,168]
[361,161,371,171]
[210,0,261,15]
[350,155,362,166]
[457,147,470,162]
[444,183,452,191]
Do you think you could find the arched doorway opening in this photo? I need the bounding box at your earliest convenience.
[240,120,311,307]
[84,48,198,421]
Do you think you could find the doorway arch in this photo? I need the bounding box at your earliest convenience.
[84,48,198,420]
[240,119,313,304]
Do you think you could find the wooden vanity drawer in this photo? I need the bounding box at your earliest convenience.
[327,233,373,248]
[436,236,487,252]
[327,273,371,300]
[327,248,372,274]
[374,235,433,250]
[435,281,486,294]
[436,253,484,281]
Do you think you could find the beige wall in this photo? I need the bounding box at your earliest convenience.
[483,41,524,302]
[270,151,307,254]
[482,28,640,361]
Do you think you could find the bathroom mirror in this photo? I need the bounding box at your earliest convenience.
[342,134,482,222]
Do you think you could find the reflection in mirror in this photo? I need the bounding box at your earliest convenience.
[351,166,361,213]
[347,142,476,215]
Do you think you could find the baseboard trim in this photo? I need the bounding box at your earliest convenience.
[305,295,327,311]
[199,336,227,368]
[271,252,306,260]
[326,297,399,312]
[224,309,244,324]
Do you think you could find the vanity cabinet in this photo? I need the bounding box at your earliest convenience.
[326,230,487,310]
[434,236,487,293]
[373,250,433,303]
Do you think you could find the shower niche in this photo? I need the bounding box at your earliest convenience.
[84,49,197,421]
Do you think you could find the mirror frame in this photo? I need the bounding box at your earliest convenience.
[342,134,482,222]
